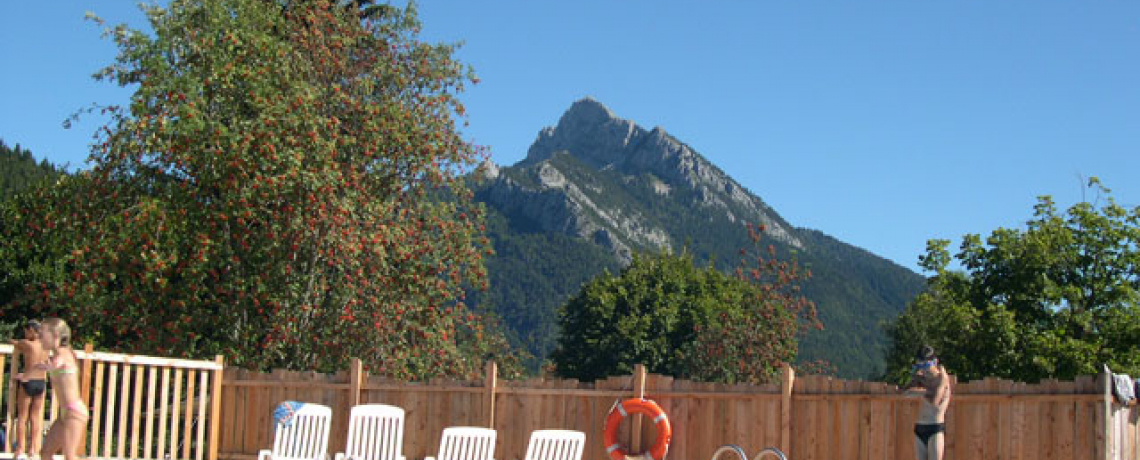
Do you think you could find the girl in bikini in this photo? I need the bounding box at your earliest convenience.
[10,319,49,458]
[37,318,88,460]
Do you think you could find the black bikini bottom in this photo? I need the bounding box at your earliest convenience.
[21,379,46,397]
[914,423,945,445]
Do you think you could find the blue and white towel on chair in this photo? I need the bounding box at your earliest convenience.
[274,401,306,427]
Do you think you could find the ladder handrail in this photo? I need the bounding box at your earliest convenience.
[709,445,788,460]
[752,448,787,460]
[710,445,748,460]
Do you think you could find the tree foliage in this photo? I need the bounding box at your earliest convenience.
[1,0,520,379]
[0,142,70,317]
[884,179,1140,383]
[551,225,818,384]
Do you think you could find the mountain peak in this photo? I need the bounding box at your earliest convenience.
[523,98,645,167]
[560,97,616,125]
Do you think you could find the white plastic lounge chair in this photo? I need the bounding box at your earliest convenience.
[523,430,585,460]
[334,404,407,460]
[425,427,497,460]
[258,403,333,460]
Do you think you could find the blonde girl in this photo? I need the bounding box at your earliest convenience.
[36,318,88,460]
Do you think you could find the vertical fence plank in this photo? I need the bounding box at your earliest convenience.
[1026,383,1042,460]
[146,366,159,459]
[349,358,363,410]
[857,381,872,460]
[2,352,10,451]
[1043,380,1058,460]
[244,371,262,453]
[1076,376,1095,460]
[89,361,106,457]
[985,379,1000,460]
[780,363,794,456]
[1058,381,1076,460]
[158,366,172,459]
[78,343,95,455]
[118,364,133,459]
[183,370,197,460]
[485,361,497,428]
[209,355,226,460]
[1097,371,1110,460]
[197,370,209,460]
[132,364,145,459]
[895,390,914,460]
[218,371,233,458]
[998,380,1012,460]
[810,376,824,460]
[1017,386,1029,460]
[103,363,119,458]
[171,368,184,459]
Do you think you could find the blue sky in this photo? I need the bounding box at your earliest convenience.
[2,2,1138,272]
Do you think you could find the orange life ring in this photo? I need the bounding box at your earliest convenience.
[603,398,673,460]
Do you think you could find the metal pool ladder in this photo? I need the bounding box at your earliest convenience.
[710,444,788,460]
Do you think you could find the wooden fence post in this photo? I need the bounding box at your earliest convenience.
[208,355,226,460]
[485,361,498,428]
[2,350,10,451]
[1098,368,1113,460]
[630,364,647,454]
[349,358,364,408]
[79,343,95,454]
[780,363,795,458]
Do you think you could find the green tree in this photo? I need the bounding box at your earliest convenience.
[0,142,70,316]
[552,224,818,384]
[2,0,514,379]
[0,140,65,198]
[884,179,1140,383]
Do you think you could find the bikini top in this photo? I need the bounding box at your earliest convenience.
[48,366,77,377]
[45,357,78,380]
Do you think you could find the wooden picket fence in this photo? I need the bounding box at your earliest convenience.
[218,360,1140,460]
[5,346,1140,460]
[0,344,225,460]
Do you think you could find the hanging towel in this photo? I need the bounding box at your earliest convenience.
[274,401,306,427]
[1113,373,1135,404]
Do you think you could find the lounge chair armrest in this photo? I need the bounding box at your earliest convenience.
[258,450,272,460]
[425,456,436,460]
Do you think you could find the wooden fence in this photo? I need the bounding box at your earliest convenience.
[218,360,1140,460]
[1112,400,1140,460]
[1,344,225,460]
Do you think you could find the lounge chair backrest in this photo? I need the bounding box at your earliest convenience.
[436,427,497,460]
[344,404,406,460]
[523,430,585,460]
[268,404,332,460]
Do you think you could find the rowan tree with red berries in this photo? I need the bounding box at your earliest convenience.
[4,0,521,378]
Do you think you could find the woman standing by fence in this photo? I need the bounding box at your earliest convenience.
[10,319,48,458]
[37,318,88,460]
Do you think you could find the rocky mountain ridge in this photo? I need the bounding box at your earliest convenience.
[471,98,925,378]
[479,97,801,263]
